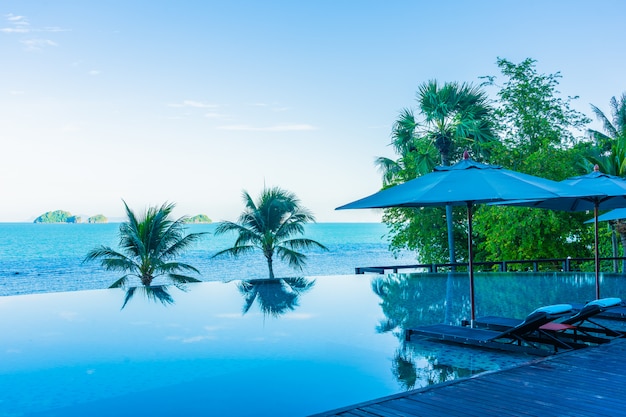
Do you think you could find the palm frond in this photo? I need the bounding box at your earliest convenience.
[275,245,308,269]
[211,245,257,258]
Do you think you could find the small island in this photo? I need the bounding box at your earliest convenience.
[184,214,212,224]
[34,210,81,224]
[88,214,108,223]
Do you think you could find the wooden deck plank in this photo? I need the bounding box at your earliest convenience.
[310,340,626,417]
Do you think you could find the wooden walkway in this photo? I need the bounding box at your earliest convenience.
[312,339,626,416]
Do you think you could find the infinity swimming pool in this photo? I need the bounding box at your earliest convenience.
[1,272,623,416]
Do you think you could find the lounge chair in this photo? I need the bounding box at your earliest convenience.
[475,298,624,344]
[405,304,585,356]
[570,299,626,321]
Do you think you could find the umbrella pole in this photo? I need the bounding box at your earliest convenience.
[595,203,600,300]
[467,202,475,325]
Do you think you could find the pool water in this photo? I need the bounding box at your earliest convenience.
[1,272,623,416]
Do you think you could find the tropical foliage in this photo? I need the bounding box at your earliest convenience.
[377,80,497,263]
[212,187,327,278]
[84,201,205,288]
[474,58,594,263]
[377,58,598,265]
[584,93,626,264]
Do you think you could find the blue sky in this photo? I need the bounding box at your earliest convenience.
[1,1,625,223]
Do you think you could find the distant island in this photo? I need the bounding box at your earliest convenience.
[88,214,108,223]
[34,211,108,224]
[184,214,212,224]
[33,210,210,224]
[34,210,81,223]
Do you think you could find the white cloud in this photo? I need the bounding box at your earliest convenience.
[20,38,57,50]
[42,27,69,33]
[6,14,25,21]
[168,100,219,108]
[88,70,101,76]
[217,124,316,132]
[2,14,30,33]
[204,112,226,119]
[2,14,68,49]
[1,27,29,33]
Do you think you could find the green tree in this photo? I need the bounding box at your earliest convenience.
[377,80,498,264]
[475,58,593,262]
[84,201,204,288]
[212,187,328,279]
[481,57,590,161]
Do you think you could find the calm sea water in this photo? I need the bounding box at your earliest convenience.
[0,222,414,296]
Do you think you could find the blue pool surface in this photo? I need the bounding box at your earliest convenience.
[1,272,623,416]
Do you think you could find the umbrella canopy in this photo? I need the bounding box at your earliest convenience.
[495,166,626,299]
[585,208,626,224]
[337,153,604,322]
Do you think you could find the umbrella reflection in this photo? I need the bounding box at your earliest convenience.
[121,285,177,309]
[238,277,315,317]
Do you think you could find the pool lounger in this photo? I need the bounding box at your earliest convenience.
[476,298,625,343]
[570,299,626,322]
[406,304,585,356]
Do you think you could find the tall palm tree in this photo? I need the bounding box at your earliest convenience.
[585,93,626,270]
[84,201,205,288]
[212,187,327,279]
[377,80,497,264]
[587,93,626,153]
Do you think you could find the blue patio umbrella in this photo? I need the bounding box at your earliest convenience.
[585,208,626,224]
[495,166,626,299]
[336,152,603,322]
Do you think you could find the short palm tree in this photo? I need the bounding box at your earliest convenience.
[212,187,327,279]
[84,201,205,288]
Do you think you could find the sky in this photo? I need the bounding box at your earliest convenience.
[1,1,625,223]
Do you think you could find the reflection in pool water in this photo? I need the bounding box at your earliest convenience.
[121,285,177,309]
[0,272,623,416]
[238,277,315,317]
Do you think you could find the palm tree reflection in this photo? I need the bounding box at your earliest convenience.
[121,285,177,309]
[238,277,315,317]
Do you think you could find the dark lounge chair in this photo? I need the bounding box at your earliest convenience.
[406,304,584,356]
[570,298,626,321]
[475,298,624,344]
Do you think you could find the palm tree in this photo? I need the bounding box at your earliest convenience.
[585,93,626,270]
[84,201,205,288]
[587,93,626,154]
[377,80,497,264]
[212,187,327,279]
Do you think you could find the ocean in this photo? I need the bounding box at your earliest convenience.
[0,222,415,297]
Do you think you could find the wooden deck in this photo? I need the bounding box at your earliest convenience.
[311,339,626,416]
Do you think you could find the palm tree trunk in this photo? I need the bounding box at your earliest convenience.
[267,258,275,279]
